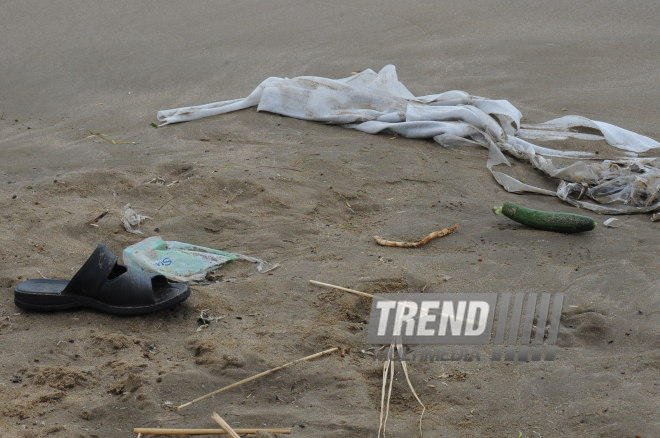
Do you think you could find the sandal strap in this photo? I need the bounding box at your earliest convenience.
[63,243,159,306]
[64,243,120,298]
[95,269,160,306]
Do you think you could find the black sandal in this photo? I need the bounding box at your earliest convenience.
[14,243,190,315]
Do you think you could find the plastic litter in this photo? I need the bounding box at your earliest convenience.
[158,65,659,214]
[123,236,278,283]
[121,204,151,234]
[519,116,658,153]
[196,309,226,331]
[603,218,620,228]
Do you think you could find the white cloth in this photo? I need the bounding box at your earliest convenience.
[158,65,659,214]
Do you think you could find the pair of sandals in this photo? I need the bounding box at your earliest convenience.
[14,244,190,315]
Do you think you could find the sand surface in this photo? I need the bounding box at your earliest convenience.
[1,1,658,437]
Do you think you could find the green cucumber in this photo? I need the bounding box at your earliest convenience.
[492,202,596,233]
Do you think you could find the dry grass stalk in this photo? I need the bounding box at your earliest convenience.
[212,412,241,438]
[132,427,292,435]
[309,280,374,299]
[379,344,426,438]
[88,130,136,145]
[178,347,338,409]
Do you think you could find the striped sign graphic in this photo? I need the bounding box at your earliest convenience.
[367,293,564,361]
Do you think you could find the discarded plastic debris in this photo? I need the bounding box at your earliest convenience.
[519,116,658,153]
[196,309,226,331]
[373,223,459,247]
[158,65,659,214]
[146,176,166,185]
[234,253,279,274]
[120,204,150,234]
[123,236,278,283]
[603,218,620,228]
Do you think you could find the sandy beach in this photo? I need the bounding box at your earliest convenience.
[1,1,658,437]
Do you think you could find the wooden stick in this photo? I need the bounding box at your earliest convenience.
[212,413,241,438]
[177,347,338,409]
[310,280,424,314]
[133,427,292,435]
[373,223,459,248]
[87,210,108,224]
[256,165,302,172]
[309,280,374,299]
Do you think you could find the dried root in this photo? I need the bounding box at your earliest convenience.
[374,223,459,248]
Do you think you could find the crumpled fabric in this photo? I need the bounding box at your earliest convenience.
[158,65,659,214]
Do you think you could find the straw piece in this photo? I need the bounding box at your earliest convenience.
[212,412,241,438]
[178,347,338,409]
[309,280,374,299]
[378,355,394,438]
[397,343,426,436]
[132,428,292,435]
[310,280,452,319]
[88,130,136,145]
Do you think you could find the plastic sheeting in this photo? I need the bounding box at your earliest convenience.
[158,65,659,214]
[123,236,278,283]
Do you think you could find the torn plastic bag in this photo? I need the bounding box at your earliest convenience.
[489,145,660,213]
[158,65,659,214]
[123,236,278,283]
[519,116,659,153]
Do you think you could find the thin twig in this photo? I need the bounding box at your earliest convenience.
[158,197,174,211]
[309,280,374,298]
[87,210,108,224]
[132,428,292,435]
[177,347,338,409]
[256,165,303,172]
[88,130,136,145]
